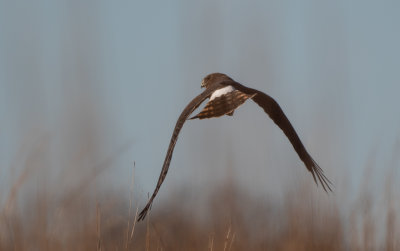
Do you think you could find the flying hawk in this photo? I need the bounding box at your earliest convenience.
[138,73,331,221]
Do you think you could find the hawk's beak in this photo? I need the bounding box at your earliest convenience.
[201,80,205,88]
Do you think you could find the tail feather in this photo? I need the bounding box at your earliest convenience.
[191,91,255,120]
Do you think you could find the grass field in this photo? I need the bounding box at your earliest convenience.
[1,160,398,251]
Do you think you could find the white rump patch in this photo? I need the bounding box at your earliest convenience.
[210,86,235,101]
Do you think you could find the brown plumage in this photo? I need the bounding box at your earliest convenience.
[190,90,256,120]
[137,73,332,221]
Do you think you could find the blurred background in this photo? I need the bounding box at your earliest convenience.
[1,1,399,250]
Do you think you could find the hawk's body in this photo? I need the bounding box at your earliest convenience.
[137,73,332,221]
[190,86,255,120]
[210,85,235,100]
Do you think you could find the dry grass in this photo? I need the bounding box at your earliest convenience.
[1,169,399,251]
[0,137,399,250]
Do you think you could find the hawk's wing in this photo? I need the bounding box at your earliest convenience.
[190,89,256,120]
[137,83,222,221]
[230,81,332,192]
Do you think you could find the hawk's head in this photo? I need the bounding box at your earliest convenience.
[201,73,232,89]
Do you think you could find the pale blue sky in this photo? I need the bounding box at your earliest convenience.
[1,1,399,206]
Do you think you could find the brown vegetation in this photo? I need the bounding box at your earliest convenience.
[1,166,398,251]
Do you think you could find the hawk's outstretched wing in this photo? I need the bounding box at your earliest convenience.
[230,81,332,192]
[137,83,222,221]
